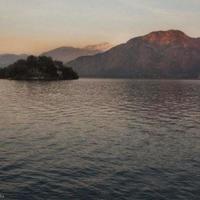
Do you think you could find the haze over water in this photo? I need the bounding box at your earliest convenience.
[0,79,200,199]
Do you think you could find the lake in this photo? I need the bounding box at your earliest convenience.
[0,79,200,200]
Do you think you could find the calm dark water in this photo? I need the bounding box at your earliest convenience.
[0,79,200,200]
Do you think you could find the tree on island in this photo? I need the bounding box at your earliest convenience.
[0,55,79,80]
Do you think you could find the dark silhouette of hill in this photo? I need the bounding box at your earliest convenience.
[0,56,78,80]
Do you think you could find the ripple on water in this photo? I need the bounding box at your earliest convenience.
[0,79,200,200]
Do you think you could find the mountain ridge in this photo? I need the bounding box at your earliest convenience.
[41,42,112,63]
[0,42,112,68]
[67,30,200,78]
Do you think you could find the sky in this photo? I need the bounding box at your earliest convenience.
[0,0,200,54]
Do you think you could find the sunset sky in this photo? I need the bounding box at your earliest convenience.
[0,0,200,54]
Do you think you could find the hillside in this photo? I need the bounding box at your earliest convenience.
[42,42,112,63]
[68,30,200,78]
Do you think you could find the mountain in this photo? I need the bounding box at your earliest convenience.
[42,42,112,63]
[0,43,112,68]
[68,30,200,79]
[0,54,28,68]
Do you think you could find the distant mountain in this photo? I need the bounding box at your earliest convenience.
[0,54,28,68]
[42,42,112,63]
[0,43,112,68]
[68,30,200,79]
[84,42,112,51]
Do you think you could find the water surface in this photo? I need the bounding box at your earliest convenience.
[0,79,200,199]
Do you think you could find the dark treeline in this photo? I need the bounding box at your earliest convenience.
[0,55,79,80]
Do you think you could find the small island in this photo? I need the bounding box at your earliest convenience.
[0,55,79,80]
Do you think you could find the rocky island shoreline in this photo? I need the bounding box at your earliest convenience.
[0,55,79,80]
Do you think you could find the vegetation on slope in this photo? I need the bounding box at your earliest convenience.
[0,55,79,80]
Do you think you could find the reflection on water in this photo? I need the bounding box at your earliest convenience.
[0,79,200,200]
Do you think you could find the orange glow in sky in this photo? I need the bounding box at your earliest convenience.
[0,0,200,54]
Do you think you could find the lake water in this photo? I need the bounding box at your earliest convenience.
[0,79,200,200]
